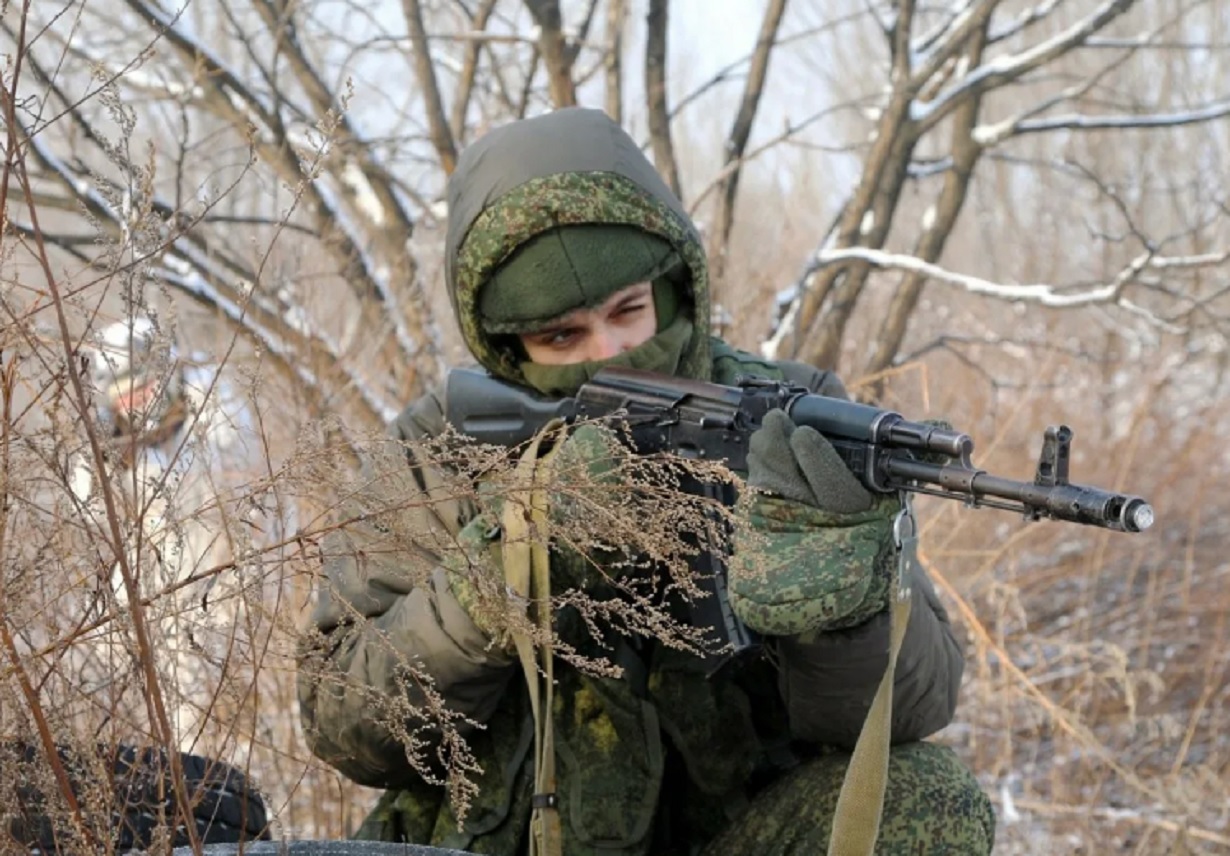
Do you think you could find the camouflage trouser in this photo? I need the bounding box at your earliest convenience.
[354,741,993,855]
[702,741,994,856]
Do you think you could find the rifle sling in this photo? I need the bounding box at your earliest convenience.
[826,497,917,856]
[501,421,565,856]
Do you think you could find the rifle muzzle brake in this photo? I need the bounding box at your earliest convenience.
[1122,498,1155,532]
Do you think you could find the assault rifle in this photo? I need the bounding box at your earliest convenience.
[445,366,1154,670]
[446,365,1154,533]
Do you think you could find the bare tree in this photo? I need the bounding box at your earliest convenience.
[644,0,682,199]
[524,0,580,106]
[762,0,1230,379]
[405,0,461,174]
[604,0,627,122]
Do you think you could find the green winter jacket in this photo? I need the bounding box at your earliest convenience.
[297,108,965,855]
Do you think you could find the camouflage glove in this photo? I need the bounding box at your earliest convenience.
[746,408,873,513]
[731,409,899,637]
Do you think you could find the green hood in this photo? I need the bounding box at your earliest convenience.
[444,107,712,386]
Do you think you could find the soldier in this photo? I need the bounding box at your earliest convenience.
[298,108,995,854]
[78,313,248,747]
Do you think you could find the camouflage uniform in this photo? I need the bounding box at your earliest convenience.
[298,108,994,854]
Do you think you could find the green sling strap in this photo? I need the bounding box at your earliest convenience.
[501,420,566,856]
[826,497,918,856]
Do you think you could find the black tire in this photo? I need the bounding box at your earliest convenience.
[6,740,270,853]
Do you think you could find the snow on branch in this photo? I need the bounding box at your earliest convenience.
[809,245,1226,316]
[27,135,119,224]
[974,97,1230,144]
[122,0,278,125]
[912,0,975,53]
[968,6,1230,146]
[1147,250,1230,270]
[156,257,396,425]
[911,0,1134,126]
[909,0,987,78]
[986,0,1064,47]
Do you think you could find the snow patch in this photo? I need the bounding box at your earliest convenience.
[341,161,387,227]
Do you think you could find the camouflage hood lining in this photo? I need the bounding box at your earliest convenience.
[452,172,711,384]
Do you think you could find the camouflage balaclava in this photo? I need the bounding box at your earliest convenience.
[444,107,712,395]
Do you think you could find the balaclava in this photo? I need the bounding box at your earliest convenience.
[444,107,713,395]
[476,223,692,396]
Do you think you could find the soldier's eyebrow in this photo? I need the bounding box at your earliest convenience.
[524,307,586,337]
[604,282,652,312]
[523,282,652,338]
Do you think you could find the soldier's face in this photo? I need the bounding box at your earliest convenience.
[103,375,164,433]
[111,377,158,414]
[518,282,657,366]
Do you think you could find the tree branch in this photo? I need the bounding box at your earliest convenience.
[985,0,1063,47]
[868,19,990,378]
[402,0,460,174]
[604,0,625,124]
[911,0,1137,133]
[523,0,577,107]
[979,97,1230,143]
[706,0,788,285]
[810,245,1227,311]
[644,0,681,200]
[908,0,997,91]
[564,0,602,66]
[449,0,499,142]
[779,0,921,367]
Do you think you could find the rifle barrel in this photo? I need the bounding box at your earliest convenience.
[884,456,1153,532]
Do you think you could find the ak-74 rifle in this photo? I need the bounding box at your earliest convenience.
[445,366,1154,668]
[447,365,1153,532]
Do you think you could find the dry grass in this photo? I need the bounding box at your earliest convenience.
[3,170,1226,851]
[864,347,1230,854]
[2,27,1225,851]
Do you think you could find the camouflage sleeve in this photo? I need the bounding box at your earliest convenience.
[771,561,964,748]
[296,391,517,789]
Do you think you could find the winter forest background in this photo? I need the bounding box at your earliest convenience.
[2,0,1228,852]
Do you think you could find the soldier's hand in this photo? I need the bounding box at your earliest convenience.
[746,409,873,514]
[732,410,905,636]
